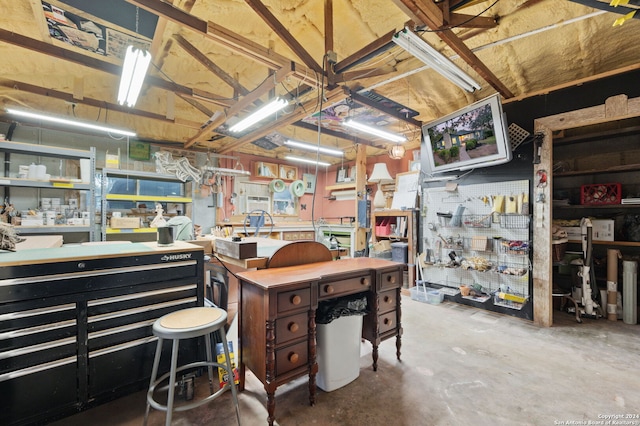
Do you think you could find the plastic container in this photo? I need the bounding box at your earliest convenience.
[391,242,408,263]
[316,315,363,392]
[316,295,367,392]
[426,289,444,304]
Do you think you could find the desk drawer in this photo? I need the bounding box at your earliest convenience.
[380,270,401,290]
[378,311,397,335]
[277,288,311,314]
[319,275,370,299]
[379,289,397,314]
[275,312,308,345]
[276,341,308,376]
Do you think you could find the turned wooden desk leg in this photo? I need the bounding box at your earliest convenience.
[372,344,379,371]
[265,319,277,426]
[308,308,317,406]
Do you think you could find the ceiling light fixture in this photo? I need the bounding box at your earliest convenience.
[284,155,331,167]
[392,27,481,93]
[343,119,407,143]
[229,97,288,133]
[117,45,152,107]
[388,145,406,160]
[284,139,343,157]
[6,108,137,137]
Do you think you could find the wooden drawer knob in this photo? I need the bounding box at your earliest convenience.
[324,285,334,294]
[384,317,392,326]
[360,277,369,286]
[387,275,396,284]
[383,295,392,304]
[288,322,299,333]
[291,295,302,305]
[288,352,299,364]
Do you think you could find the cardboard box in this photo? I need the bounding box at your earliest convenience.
[216,342,239,389]
[561,219,614,242]
[110,217,141,229]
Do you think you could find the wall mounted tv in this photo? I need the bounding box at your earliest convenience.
[421,94,511,175]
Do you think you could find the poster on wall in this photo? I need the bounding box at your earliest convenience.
[41,1,150,58]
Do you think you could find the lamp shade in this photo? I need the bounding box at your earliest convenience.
[369,163,393,182]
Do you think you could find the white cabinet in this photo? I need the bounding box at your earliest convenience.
[0,141,96,242]
[100,169,194,241]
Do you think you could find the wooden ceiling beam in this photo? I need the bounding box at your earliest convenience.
[185,64,295,148]
[0,79,202,129]
[173,33,250,97]
[0,28,232,108]
[395,0,513,98]
[125,0,319,88]
[244,0,323,74]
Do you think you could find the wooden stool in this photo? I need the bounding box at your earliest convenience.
[144,307,241,425]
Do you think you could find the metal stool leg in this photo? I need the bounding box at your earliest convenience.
[205,331,215,394]
[144,337,164,426]
[219,327,241,425]
[165,338,180,426]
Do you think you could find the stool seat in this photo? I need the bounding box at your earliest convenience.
[144,306,241,426]
[155,306,226,338]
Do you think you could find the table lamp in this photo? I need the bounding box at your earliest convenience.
[369,163,393,209]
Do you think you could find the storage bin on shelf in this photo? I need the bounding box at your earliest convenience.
[580,182,621,205]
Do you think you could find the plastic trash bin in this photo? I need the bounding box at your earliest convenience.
[315,294,367,392]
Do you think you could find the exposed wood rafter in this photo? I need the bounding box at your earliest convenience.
[394,0,513,98]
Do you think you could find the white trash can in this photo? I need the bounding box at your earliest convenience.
[316,314,363,392]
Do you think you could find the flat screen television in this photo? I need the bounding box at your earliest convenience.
[421,94,511,175]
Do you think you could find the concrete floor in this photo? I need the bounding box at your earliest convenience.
[52,296,640,426]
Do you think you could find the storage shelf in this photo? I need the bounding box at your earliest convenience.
[554,203,636,209]
[325,182,356,191]
[568,239,640,247]
[105,194,192,203]
[106,228,157,234]
[15,225,92,234]
[0,177,91,189]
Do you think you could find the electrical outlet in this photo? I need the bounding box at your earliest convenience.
[326,51,337,64]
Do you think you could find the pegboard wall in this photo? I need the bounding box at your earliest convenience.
[421,179,531,311]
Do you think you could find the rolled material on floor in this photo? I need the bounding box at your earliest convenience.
[607,249,620,320]
[623,260,637,325]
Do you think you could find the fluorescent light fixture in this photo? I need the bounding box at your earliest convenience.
[392,27,481,93]
[6,108,136,137]
[117,45,152,107]
[284,155,331,167]
[229,97,288,132]
[343,119,407,143]
[284,139,343,157]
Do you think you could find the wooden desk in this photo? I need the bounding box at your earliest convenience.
[237,257,404,426]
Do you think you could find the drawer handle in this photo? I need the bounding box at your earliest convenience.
[383,317,392,326]
[360,277,370,286]
[288,352,299,364]
[387,275,396,284]
[383,295,392,304]
[288,322,299,333]
[291,295,302,305]
[324,285,334,294]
